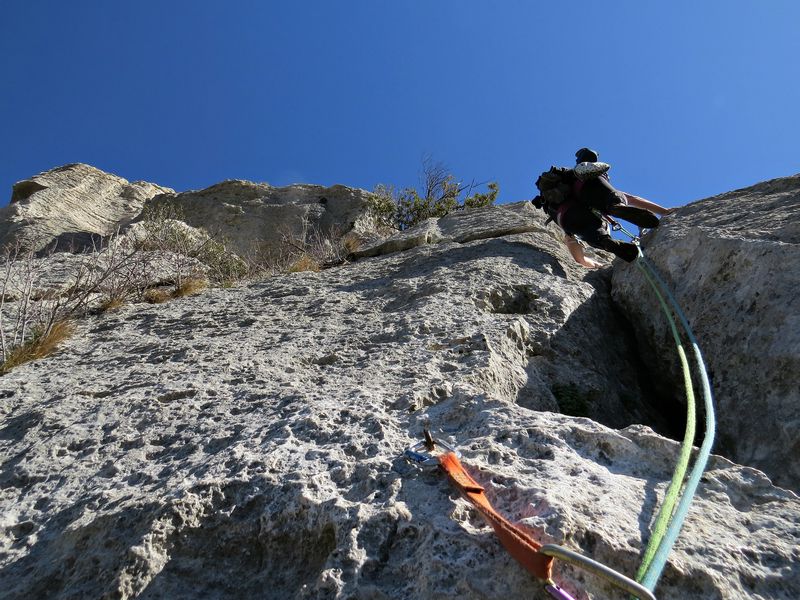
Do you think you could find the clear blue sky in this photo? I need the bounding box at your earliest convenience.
[2,1,798,208]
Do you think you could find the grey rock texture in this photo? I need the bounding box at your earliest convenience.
[0,246,207,303]
[0,164,173,254]
[352,201,549,259]
[612,174,800,492]
[0,164,380,273]
[1,195,798,600]
[141,180,375,258]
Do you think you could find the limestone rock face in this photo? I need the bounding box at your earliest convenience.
[353,201,552,259]
[0,164,173,254]
[1,198,797,600]
[612,174,800,492]
[0,247,208,304]
[141,180,375,257]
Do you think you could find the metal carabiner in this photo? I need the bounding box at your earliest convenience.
[540,544,657,600]
[544,582,578,600]
[403,432,460,470]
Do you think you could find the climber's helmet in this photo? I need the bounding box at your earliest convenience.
[575,147,599,164]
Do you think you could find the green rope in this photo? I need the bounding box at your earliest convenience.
[603,219,716,596]
[636,255,716,592]
[633,259,696,580]
[590,208,640,241]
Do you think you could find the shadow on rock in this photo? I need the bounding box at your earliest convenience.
[526,273,678,435]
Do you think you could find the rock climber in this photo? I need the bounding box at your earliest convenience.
[532,148,673,268]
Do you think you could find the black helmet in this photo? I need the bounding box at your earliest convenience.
[575,147,599,163]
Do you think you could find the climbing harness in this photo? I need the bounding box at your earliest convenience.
[404,214,715,599]
[404,432,656,600]
[594,209,641,242]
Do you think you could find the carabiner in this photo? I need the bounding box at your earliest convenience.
[544,582,578,600]
[403,432,460,470]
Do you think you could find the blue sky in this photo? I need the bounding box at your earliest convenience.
[2,1,798,208]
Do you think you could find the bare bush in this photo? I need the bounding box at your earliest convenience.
[235,215,358,278]
[1,244,44,362]
[136,204,208,288]
[0,244,80,370]
[0,222,185,371]
[276,216,354,273]
[239,242,294,278]
[0,199,361,372]
[137,203,247,287]
[91,231,160,308]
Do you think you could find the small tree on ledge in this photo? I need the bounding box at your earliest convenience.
[370,156,499,230]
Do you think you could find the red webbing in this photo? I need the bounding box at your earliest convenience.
[438,451,554,581]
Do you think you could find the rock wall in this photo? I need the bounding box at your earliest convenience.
[0,164,173,254]
[140,180,375,258]
[612,174,800,492]
[352,201,552,259]
[1,194,798,599]
[0,165,376,264]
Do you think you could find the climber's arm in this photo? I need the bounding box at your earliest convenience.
[621,193,675,216]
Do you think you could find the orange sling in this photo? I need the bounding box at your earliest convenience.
[437,451,554,581]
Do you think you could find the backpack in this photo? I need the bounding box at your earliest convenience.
[534,166,577,216]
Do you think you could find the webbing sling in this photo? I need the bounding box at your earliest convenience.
[403,215,715,599]
[437,450,554,581]
[405,438,657,600]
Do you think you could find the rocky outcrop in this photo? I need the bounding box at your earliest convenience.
[140,180,375,258]
[1,195,798,600]
[352,201,552,259]
[0,164,379,263]
[612,174,800,492]
[0,164,173,254]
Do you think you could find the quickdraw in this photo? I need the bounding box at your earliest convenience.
[594,209,642,242]
[404,432,656,600]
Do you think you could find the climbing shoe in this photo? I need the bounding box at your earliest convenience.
[605,204,660,229]
[598,237,640,262]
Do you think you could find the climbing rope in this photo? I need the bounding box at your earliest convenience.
[600,211,641,241]
[634,254,716,592]
[605,216,717,592]
[633,257,697,580]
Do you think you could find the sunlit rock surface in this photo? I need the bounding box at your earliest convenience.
[140,180,375,258]
[0,170,798,599]
[613,173,800,492]
[0,164,172,254]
